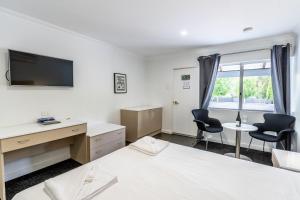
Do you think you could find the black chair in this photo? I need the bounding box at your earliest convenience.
[248,113,295,151]
[192,109,223,149]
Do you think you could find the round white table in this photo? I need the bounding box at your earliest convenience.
[222,123,258,161]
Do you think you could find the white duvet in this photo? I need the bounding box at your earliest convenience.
[13,143,300,200]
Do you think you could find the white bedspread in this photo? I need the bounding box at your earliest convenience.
[13,143,300,200]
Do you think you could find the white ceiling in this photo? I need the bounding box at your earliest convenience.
[0,0,300,56]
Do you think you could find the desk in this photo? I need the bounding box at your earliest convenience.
[0,120,87,200]
[222,123,258,161]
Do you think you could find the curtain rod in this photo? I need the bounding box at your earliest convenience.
[220,48,270,57]
[220,44,291,57]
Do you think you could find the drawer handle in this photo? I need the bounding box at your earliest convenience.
[72,129,79,132]
[17,139,30,144]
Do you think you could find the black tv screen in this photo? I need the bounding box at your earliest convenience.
[9,50,73,86]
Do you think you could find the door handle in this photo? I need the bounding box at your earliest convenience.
[173,100,179,105]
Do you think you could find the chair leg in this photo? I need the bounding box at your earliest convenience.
[247,137,253,151]
[219,132,223,145]
[196,129,204,140]
[280,141,286,150]
[193,129,201,146]
[206,139,209,150]
[263,141,265,152]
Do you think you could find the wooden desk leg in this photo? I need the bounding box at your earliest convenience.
[0,153,6,200]
[70,134,87,164]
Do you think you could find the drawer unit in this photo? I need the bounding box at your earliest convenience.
[89,129,125,150]
[0,124,86,153]
[87,123,125,161]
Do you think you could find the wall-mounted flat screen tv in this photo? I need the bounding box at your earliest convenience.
[8,50,73,86]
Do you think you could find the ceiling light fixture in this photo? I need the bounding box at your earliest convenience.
[180,30,188,36]
[243,27,254,32]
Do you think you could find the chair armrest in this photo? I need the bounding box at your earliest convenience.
[277,129,295,140]
[193,119,206,131]
[207,118,222,127]
[252,123,265,132]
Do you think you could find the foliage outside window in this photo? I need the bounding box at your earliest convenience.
[209,61,274,111]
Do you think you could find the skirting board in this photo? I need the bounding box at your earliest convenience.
[161,129,173,134]
[161,130,273,152]
[206,136,273,152]
[4,147,70,181]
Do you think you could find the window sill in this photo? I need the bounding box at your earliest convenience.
[208,107,274,113]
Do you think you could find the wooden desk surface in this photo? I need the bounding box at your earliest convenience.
[0,120,86,139]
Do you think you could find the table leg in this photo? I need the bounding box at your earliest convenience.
[235,130,241,159]
[70,133,87,164]
[0,153,6,200]
[224,128,252,161]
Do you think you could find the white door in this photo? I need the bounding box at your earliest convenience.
[172,67,199,137]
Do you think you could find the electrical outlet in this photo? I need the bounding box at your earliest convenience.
[41,111,49,117]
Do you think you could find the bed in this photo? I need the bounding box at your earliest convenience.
[13,143,300,200]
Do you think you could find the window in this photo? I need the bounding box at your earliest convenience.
[210,65,240,109]
[209,61,274,111]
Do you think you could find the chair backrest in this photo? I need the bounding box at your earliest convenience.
[263,113,296,132]
[191,109,209,123]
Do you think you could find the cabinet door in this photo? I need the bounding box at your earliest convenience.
[151,108,162,131]
[138,108,162,138]
[121,110,138,142]
[137,110,151,138]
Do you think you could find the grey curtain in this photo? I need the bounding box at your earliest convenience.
[271,44,291,114]
[198,54,221,109]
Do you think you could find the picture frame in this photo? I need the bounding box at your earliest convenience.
[114,73,127,93]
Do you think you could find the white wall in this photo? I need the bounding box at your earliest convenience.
[293,27,300,152]
[0,9,146,180]
[146,33,297,152]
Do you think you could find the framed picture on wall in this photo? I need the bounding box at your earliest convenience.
[114,73,127,93]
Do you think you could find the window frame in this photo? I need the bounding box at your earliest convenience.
[209,60,274,112]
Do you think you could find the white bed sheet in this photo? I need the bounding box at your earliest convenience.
[13,143,300,200]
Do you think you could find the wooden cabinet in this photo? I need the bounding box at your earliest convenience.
[87,123,125,161]
[121,106,162,142]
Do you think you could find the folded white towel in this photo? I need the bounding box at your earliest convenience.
[44,164,118,200]
[129,136,169,156]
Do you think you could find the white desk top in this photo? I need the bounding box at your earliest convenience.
[121,105,162,111]
[272,149,300,172]
[87,122,125,137]
[0,120,86,139]
[222,123,258,132]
